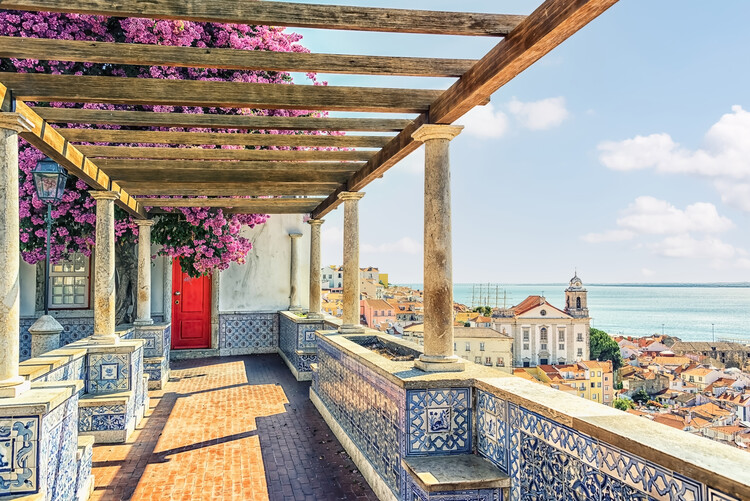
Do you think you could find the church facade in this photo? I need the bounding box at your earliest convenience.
[492,274,591,367]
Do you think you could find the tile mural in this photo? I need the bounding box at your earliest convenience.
[406,388,471,456]
[40,392,79,501]
[0,416,38,495]
[219,313,278,354]
[87,353,131,393]
[476,389,740,501]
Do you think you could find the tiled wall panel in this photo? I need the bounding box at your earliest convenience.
[218,313,278,355]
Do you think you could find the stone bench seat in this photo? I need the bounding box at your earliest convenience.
[402,455,510,497]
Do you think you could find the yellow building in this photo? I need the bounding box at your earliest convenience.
[519,360,614,406]
[378,273,389,286]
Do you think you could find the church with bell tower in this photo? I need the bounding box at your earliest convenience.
[565,272,589,318]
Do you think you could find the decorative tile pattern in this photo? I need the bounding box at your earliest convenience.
[279,314,324,375]
[316,338,405,497]
[74,439,93,499]
[406,388,471,456]
[32,357,86,387]
[78,405,127,432]
[0,416,38,495]
[405,475,504,501]
[59,317,95,346]
[41,392,79,501]
[19,318,33,361]
[476,390,740,501]
[135,324,171,358]
[219,313,278,354]
[87,353,130,393]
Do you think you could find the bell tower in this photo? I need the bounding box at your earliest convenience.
[565,271,589,318]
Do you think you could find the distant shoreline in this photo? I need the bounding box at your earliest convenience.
[398,283,750,288]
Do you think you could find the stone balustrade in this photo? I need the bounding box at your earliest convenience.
[310,329,750,501]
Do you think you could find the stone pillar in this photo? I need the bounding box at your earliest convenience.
[89,191,120,344]
[29,315,63,358]
[289,232,303,311]
[338,192,365,333]
[412,124,465,372]
[0,113,31,397]
[134,219,155,325]
[307,219,324,319]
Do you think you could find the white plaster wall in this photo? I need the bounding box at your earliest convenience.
[19,259,36,317]
[219,214,310,312]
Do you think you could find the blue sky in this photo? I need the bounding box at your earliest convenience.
[290,1,750,284]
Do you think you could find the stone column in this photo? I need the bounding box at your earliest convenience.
[412,124,465,372]
[338,192,365,333]
[289,232,303,311]
[89,191,120,344]
[134,219,155,325]
[0,113,31,397]
[307,219,324,319]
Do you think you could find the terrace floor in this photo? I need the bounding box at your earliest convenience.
[89,354,378,501]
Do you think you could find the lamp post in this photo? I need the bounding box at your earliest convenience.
[31,157,68,315]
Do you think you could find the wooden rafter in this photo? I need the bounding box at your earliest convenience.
[0,37,476,78]
[35,109,413,132]
[0,73,442,113]
[95,159,364,173]
[107,170,351,184]
[312,0,620,218]
[0,84,145,218]
[59,129,393,148]
[121,182,339,196]
[143,198,326,215]
[0,0,526,36]
[77,146,375,161]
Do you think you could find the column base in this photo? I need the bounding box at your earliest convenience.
[0,377,31,398]
[414,355,466,373]
[306,312,325,320]
[289,305,303,312]
[133,318,154,326]
[339,324,365,334]
[87,334,120,345]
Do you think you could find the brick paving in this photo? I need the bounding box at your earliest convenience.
[90,354,378,501]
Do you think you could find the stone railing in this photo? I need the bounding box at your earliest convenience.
[310,329,750,501]
[279,310,341,381]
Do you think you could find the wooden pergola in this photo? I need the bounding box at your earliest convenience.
[0,0,618,219]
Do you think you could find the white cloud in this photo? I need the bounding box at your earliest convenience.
[616,196,734,235]
[581,229,635,243]
[598,106,750,211]
[650,234,741,261]
[508,97,569,131]
[362,237,421,255]
[459,103,509,138]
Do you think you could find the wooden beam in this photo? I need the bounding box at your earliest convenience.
[0,73,441,113]
[108,170,350,184]
[312,0,619,218]
[0,1,526,36]
[96,159,364,173]
[139,197,325,210]
[0,84,145,218]
[0,37,476,78]
[59,129,393,148]
[121,182,338,196]
[35,108,413,132]
[77,146,375,161]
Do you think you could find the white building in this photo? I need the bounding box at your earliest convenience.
[492,274,591,367]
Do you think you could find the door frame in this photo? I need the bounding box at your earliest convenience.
[168,258,219,352]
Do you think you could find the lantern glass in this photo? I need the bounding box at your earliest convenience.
[32,158,68,203]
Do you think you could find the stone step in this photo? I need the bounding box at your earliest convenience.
[402,454,510,499]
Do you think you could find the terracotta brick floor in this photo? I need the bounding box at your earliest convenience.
[90,355,378,501]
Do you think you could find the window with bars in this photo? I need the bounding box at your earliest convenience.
[540,327,548,343]
[577,348,583,357]
[49,253,90,309]
[559,343,565,351]
[558,330,565,342]
[577,332,584,342]
[522,328,529,342]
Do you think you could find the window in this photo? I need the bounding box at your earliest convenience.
[496,357,505,367]
[49,253,90,309]
[453,342,457,351]
[558,330,565,342]
[597,382,601,388]
[591,382,595,388]
[577,348,583,357]
[474,357,481,364]
[559,344,565,351]
[577,333,584,342]
[540,328,548,343]
[465,342,471,351]
[540,358,548,365]
[373,310,378,317]
[540,344,547,351]
[523,343,529,351]
[689,376,695,382]
[485,357,492,366]
[522,328,530,342]
[604,376,609,381]
[592,393,597,400]
[479,342,485,351]
[597,371,601,377]
[605,385,609,391]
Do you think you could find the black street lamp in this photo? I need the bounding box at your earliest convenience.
[31,157,68,315]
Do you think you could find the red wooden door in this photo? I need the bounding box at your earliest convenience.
[171,260,211,349]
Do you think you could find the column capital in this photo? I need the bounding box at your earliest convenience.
[412,124,464,143]
[307,219,325,226]
[289,232,303,239]
[135,219,155,227]
[89,190,120,201]
[337,191,365,202]
[0,112,33,133]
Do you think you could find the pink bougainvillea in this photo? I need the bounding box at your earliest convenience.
[1,11,328,277]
